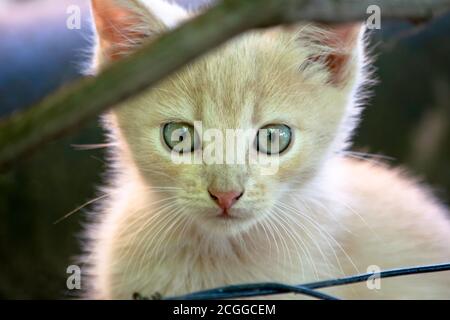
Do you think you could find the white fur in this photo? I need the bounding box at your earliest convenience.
[139,0,189,28]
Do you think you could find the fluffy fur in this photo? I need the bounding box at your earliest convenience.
[84,0,450,299]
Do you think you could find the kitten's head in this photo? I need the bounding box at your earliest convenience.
[91,0,367,235]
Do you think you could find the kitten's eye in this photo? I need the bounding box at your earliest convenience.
[163,122,200,153]
[256,124,292,155]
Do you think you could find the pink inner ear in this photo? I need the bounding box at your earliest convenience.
[317,23,361,85]
[92,0,149,60]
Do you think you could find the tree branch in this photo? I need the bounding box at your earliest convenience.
[0,0,449,168]
[284,0,450,23]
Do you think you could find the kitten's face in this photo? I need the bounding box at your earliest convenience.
[92,0,363,235]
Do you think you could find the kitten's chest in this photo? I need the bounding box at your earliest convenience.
[108,235,330,299]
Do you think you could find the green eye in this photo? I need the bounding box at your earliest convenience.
[256,124,292,155]
[163,122,200,153]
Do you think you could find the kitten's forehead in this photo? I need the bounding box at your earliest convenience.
[161,30,312,129]
[200,92,255,130]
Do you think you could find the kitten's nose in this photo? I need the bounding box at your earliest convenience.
[208,190,244,211]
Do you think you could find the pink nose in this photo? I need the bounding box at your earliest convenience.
[208,190,244,210]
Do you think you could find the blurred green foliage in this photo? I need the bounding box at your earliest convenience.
[0,121,104,299]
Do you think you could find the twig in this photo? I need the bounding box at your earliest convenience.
[303,261,450,290]
[167,283,340,300]
[165,262,450,300]
[1,0,450,168]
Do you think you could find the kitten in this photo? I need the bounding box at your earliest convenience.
[84,0,450,299]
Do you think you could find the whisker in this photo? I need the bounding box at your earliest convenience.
[265,211,298,275]
[120,201,181,274]
[343,150,395,161]
[71,143,115,150]
[140,167,183,184]
[116,196,180,235]
[139,206,185,273]
[276,199,358,275]
[53,193,109,225]
[270,209,311,280]
[273,204,334,279]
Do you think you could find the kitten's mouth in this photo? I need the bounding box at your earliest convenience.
[212,208,251,222]
[198,208,258,234]
[216,210,240,220]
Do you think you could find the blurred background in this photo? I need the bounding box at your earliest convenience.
[0,0,449,299]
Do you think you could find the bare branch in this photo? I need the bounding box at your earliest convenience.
[284,0,450,23]
[0,0,449,168]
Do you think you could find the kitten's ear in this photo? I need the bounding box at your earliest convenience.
[313,23,364,86]
[91,0,188,62]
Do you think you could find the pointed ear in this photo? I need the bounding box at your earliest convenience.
[91,0,161,61]
[324,23,363,85]
[91,0,189,63]
[309,23,364,86]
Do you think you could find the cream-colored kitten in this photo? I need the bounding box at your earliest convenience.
[84,0,450,299]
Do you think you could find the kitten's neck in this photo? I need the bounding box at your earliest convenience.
[96,154,349,295]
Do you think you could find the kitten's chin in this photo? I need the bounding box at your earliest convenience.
[195,209,260,236]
